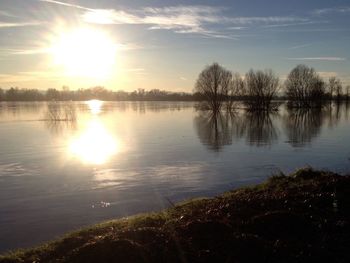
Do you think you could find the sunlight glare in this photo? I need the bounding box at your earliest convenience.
[87,100,103,115]
[50,27,117,79]
[69,119,118,165]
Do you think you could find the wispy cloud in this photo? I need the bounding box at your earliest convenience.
[38,0,89,11]
[313,6,350,15]
[261,21,321,28]
[0,71,63,83]
[39,0,311,39]
[0,10,16,18]
[0,47,49,55]
[227,26,247,30]
[0,42,141,57]
[288,43,313,50]
[228,16,308,25]
[82,6,232,38]
[318,71,338,78]
[0,22,41,28]
[83,8,309,39]
[286,57,346,61]
[268,28,349,33]
[82,9,141,24]
[116,43,144,51]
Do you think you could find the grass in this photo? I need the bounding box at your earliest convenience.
[1,167,349,263]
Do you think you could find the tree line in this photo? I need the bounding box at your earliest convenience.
[0,86,200,102]
[195,63,350,111]
[1,63,349,106]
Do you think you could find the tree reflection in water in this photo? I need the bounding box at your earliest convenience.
[194,109,279,151]
[244,111,279,147]
[194,111,234,152]
[283,108,324,147]
[283,102,350,147]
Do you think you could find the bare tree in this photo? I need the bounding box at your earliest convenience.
[194,63,232,112]
[346,85,350,101]
[227,72,244,110]
[285,64,326,108]
[243,69,280,111]
[328,77,337,99]
[335,80,343,101]
[328,77,342,100]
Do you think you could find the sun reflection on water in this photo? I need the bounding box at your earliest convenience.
[68,100,118,165]
[87,99,103,115]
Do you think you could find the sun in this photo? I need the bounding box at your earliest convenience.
[50,27,117,79]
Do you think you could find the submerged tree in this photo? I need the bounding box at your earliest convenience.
[194,63,232,112]
[227,72,245,110]
[285,64,326,108]
[243,69,280,111]
[346,86,350,101]
[327,77,343,101]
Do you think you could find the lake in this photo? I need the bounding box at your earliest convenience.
[0,101,350,252]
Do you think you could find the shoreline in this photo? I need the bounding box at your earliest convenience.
[1,167,349,263]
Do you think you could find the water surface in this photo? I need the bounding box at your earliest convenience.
[0,101,350,252]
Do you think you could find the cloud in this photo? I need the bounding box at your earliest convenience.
[317,72,350,86]
[228,26,247,30]
[82,6,227,38]
[267,28,349,33]
[38,0,89,11]
[286,57,346,61]
[317,71,338,78]
[0,22,41,28]
[313,6,350,15]
[288,43,313,50]
[39,0,311,39]
[116,43,144,51]
[261,21,319,28]
[0,10,16,18]
[227,16,308,25]
[82,7,309,39]
[0,47,49,55]
[82,9,142,24]
[0,71,61,83]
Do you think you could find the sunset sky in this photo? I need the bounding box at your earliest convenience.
[0,0,349,91]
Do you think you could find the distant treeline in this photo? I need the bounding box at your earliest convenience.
[1,64,349,104]
[0,86,202,101]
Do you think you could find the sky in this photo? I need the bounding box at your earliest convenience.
[0,0,349,92]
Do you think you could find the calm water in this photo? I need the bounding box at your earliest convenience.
[1,101,350,252]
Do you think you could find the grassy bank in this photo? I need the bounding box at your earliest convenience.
[1,168,350,263]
